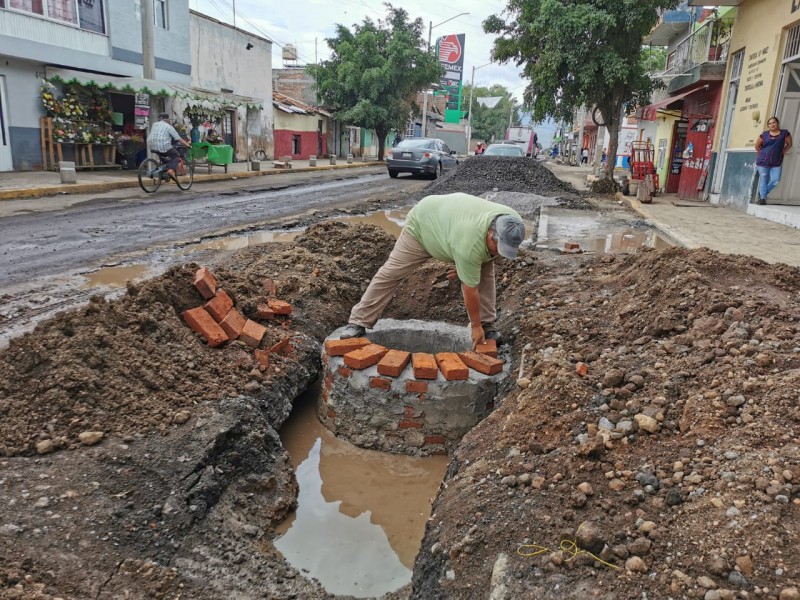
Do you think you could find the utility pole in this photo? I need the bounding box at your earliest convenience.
[577,106,586,166]
[466,62,491,150]
[232,0,236,30]
[141,0,156,80]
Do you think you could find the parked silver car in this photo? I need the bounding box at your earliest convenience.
[386,138,458,179]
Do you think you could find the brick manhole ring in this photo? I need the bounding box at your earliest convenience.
[319,319,511,455]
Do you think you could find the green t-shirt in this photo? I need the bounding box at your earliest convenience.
[404,193,521,287]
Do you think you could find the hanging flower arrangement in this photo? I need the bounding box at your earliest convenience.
[183,104,225,127]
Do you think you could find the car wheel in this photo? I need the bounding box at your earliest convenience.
[388,170,398,178]
[433,162,442,179]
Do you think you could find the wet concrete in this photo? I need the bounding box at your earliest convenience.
[275,380,448,597]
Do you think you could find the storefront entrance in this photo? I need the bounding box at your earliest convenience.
[772,63,800,205]
[666,120,688,194]
[0,75,12,171]
[678,114,714,200]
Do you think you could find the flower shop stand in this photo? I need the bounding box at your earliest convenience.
[40,117,120,171]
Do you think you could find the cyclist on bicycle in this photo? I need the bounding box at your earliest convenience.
[148,113,191,181]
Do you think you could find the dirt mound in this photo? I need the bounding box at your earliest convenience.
[426,156,579,197]
[0,222,396,457]
[414,247,800,598]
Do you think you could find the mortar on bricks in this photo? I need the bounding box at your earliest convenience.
[318,319,511,456]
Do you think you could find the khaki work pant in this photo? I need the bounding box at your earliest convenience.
[349,230,496,328]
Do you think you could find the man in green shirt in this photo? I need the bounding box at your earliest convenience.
[339,193,525,348]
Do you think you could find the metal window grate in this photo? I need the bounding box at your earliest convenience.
[785,22,800,63]
[730,50,744,82]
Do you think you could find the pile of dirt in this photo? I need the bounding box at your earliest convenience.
[413,246,800,599]
[426,156,579,197]
[0,222,395,457]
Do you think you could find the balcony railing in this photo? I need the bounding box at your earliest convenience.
[661,17,734,77]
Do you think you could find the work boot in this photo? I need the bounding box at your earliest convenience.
[481,322,504,346]
[339,324,366,339]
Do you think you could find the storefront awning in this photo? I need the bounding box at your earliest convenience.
[45,67,263,109]
[636,88,698,121]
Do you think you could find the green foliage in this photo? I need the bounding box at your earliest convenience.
[641,46,668,73]
[484,0,678,176]
[462,84,521,142]
[307,4,441,159]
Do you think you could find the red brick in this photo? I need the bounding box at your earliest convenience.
[324,337,371,356]
[424,434,447,446]
[269,338,291,354]
[182,307,228,347]
[204,289,234,322]
[435,352,469,381]
[254,349,270,367]
[194,267,217,300]
[412,353,439,380]
[268,299,292,315]
[564,242,581,250]
[262,278,277,296]
[476,339,498,358]
[344,344,388,370]
[370,377,392,390]
[256,304,275,320]
[324,372,334,390]
[458,351,504,376]
[239,319,267,349]
[399,419,423,429]
[405,380,428,394]
[377,350,411,377]
[327,408,336,420]
[219,307,247,339]
[337,366,353,378]
[576,362,589,377]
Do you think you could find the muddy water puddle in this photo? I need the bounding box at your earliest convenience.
[274,380,449,598]
[80,264,150,288]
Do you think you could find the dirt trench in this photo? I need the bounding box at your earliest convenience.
[2,160,799,599]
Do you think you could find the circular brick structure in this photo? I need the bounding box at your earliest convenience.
[318,319,511,455]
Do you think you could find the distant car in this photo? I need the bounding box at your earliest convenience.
[482,143,526,157]
[386,138,458,179]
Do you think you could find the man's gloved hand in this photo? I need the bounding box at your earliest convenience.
[470,323,486,350]
[446,267,459,282]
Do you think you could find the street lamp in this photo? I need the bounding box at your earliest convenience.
[465,61,492,149]
[421,12,470,138]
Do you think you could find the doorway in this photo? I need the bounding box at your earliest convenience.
[666,120,688,194]
[0,75,13,171]
[223,109,236,150]
[713,50,744,194]
[772,63,800,205]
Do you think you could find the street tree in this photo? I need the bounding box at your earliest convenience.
[308,5,441,160]
[463,83,521,143]
[484,0,677,178]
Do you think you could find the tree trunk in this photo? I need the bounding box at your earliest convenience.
[605,117,620,181]
[376,126,388,161]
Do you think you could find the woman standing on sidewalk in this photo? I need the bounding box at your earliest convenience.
[754,117,792,205]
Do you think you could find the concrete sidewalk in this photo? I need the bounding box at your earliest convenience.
[546,161,800,268]
[0,158,384,201]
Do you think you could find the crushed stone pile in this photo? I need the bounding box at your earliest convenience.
[425,156,579,197]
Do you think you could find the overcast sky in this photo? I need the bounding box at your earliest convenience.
[190,0,529,101]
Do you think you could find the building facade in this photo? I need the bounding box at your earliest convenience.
[700,0,800,209]
[0,0,191,170]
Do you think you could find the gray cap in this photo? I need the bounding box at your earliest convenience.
[495,215,525,259]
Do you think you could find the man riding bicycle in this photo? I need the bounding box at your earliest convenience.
[148,113,191,181]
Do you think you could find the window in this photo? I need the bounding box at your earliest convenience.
[6,0,105,32]
[154,0,167,29]
[729,49,744,82]
[292,135,301,155]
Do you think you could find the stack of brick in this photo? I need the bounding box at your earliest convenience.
[322,336,504,382]
[180,267,295,365]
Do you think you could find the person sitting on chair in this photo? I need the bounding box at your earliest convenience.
[148,113,191,181]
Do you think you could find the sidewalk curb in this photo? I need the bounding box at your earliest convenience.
[0,161,386,201]
[621,196,700,250]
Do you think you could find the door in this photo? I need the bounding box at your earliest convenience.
[773,64,800,205]
[712,81,739,194]
[678,114,713,199]
[666,121,688,193]
[440,142,456,170]
[0,76,13,171]
[223,109,236,150]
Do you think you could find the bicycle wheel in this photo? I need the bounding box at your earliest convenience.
[138,158,163,193]
[175,160,194,191]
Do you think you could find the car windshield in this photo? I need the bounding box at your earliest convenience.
[396,139,433,150]
[484,145,524,156]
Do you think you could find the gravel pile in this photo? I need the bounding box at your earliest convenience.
[426,156,578,197]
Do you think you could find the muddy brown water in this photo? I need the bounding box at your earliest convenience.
[274,380,449,598]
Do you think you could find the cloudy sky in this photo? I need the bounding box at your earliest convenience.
[190,0,530,102]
